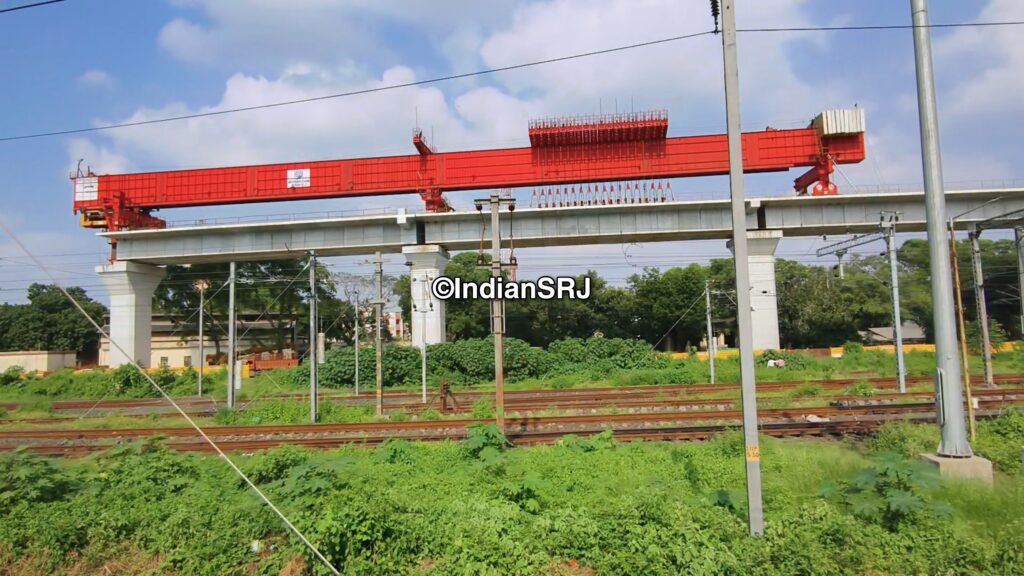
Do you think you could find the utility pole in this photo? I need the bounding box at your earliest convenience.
[910,0,972,457]
[816,217,907,392]
[719,0,764,536]
[227,262,236,409]
[968,226,995,388]
[309,251,319,422]
[353,289,361,396]
[1017,227,1024,338]
[835,250,846,280]
[882,217,907,393]
[373,252,384,416]
[193,279,209,396]
[948,223,977,440]
[705,280,716,384]
[474,191,516,430]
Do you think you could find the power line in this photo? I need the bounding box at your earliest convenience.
[0,30,716,143]
[737,21,1024,33]
[3,18,1021,144]
[0,0,65,14]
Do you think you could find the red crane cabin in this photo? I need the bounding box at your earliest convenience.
[72,109,865,232]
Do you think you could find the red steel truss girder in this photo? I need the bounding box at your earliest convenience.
[73,128,863,219]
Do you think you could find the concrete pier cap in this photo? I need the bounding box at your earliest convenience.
[97,261,166,367]
[727,229,783,351]
[403,245,449,348]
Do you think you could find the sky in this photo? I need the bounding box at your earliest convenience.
[1,0,1023,307]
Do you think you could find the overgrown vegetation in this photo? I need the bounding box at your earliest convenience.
[290,336,668,389]
[1,416,1023,574]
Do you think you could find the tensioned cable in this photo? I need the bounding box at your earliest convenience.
[4,20,1024,143]
[736,21,1024,33]
[0,218,341,576]
[0,0,65,14]
[235,262,311,342]
[0,30,715,142]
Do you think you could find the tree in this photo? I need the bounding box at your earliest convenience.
[0,284,107,355]
[154,258,349,355]
[628,264,707,350]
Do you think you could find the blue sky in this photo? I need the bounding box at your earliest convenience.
[0,0,1020,306]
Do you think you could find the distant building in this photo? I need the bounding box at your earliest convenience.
[99,314,299,369]
[860,321,927,345]
[0,351,77,373]
[383,311,406,341]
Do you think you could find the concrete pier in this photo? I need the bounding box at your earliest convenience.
[97,261,165,367]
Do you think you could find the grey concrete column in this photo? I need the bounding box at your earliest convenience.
[402,245,449,348]
[727,230,783,351]
[97,261,166,367]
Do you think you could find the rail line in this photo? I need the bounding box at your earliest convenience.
[4,376,1023,425]
[2,396,1020,457]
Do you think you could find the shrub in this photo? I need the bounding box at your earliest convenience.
[846,380,876,397]
[820,454,945,531]
[0,366,24,387]
[870,421,937,458]
[471,399,494,419]
[975,409,1024,474]
[462,423,510,459]
[843,341,865,355]
[0,448,75,508]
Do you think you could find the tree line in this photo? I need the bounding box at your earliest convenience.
[1,237,1017,355]
[396,238,1022,351]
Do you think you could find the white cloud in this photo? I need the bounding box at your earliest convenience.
[76,69,114,90]
[935,0,1024,119]
[478,0,834,130]
[157,0,518,71]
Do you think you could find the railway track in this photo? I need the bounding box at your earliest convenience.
[3,396,1020,457]
[5,380,1023,426]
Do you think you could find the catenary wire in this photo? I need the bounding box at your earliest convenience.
[5,19,1023,143]
[0,217,343,576]
[0,0,65,14]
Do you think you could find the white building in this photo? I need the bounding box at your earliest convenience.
[99,314,299,369]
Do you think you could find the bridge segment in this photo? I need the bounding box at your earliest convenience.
[96,188,1024,365]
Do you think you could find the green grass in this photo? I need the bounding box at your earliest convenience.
[2,348,1022,411]
[1,416,1023,575]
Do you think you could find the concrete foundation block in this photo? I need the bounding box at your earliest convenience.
[920,453,994,486]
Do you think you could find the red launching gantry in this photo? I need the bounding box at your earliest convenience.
[72,108,865,232]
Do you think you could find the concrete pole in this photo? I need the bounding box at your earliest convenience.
[309,252,319,423]
[721,0,764,536]
[227,262,236,409]
[354,292,360,396]
[885,226,907,393]
[705,280,716,385]
[374,252,384,416]
[490,191,506,430]
[195,280,208,396]
[910,0,971,456]
[969,228,995,388]
[419,278,429,404]
[1016,227,1024,338]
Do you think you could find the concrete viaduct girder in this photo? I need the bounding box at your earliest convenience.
[96,188,1024,365]
[104,189,1024,264]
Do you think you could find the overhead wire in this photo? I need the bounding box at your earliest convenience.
[0,216,342,576]
[0,30,716,142]
[0,0,65,14]
[3,19,1023,143]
